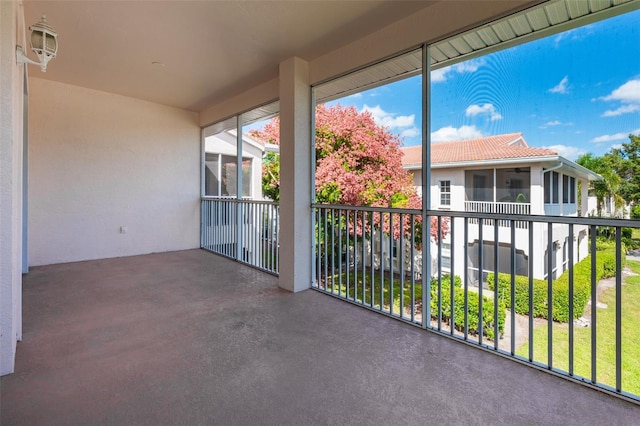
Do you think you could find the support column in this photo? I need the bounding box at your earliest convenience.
[580,178,589,217]
[278,57,311,292]
[1,0,25,375]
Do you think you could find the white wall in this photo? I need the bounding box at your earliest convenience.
[431,168,465,210]
[29,78,200,266]
[1,0,25,376]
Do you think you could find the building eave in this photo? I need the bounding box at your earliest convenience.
[403,155,604,181]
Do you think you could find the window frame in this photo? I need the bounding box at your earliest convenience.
[439,180,451,207]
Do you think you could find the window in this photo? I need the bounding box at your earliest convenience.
[465,170,493,202]
[544,172,550,204]
[563,175,569,204]
[545,172,560,204]
[570,177,576,204]
[440,180,451,206]
[497,168,530,202]
[203,102,280,200]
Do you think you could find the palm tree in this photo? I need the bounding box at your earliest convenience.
[576,153,625,217]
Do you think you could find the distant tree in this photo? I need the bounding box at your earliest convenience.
[576,152,625,217]
[610,135,640,206]
[251,104,448,241]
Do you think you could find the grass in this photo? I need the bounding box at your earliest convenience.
[320,268,504,340]
[518,259,640,395]
[321,269,422,317]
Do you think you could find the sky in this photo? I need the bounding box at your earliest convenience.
[330,8,640,161]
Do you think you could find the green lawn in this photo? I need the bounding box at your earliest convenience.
[322,270,422,316]
[322,270,504,339]
[518,260,640,395]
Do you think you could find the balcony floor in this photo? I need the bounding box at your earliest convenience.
[2,249,639,425]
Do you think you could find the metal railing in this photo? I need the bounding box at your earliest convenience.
[312,203,640,403]
[465,201,530,228]
[201,197,279,274]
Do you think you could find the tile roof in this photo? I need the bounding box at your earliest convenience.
[400,133,558,166]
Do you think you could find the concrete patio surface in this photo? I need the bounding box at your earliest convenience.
[2,249,639,425]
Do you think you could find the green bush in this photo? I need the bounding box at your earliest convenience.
[596,238,615,251]
[430,275,505,340]
[487,248,624,323]
[597,237,628,254]
[486,273,547,317]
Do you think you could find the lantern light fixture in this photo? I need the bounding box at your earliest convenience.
[16,14,58,72]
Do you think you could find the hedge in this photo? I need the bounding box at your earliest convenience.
[430,275,505,340]
[487,248,623,323]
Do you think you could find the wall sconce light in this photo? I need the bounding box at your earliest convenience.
[16,14,58,72]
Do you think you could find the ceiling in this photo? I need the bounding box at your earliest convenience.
[22,1,437,112]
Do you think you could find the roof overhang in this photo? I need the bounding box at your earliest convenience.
[404,155,603,181]
[541,156,603,181]
[314,0,639,104]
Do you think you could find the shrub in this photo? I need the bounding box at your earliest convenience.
[430,275,505,340]
[487,247,624,323]
[486,273,547,317]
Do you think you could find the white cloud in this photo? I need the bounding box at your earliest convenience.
[431,68,448,83]
[360,104,419,141]
[539,120,573,129]
[601,79,640,103]
[602,104,640,117]
[590,128,640,143]
[400,128,420,138]
[541,144,585,161]
[431,59,484,83]
[553,32,569,46]
[455,61,482,73]
[548,76,570,94]
[361,104,415,129]
[597,79,640,117]
[431,125,483,143]
[465,103,503,121]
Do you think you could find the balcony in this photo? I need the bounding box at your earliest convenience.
[2,249,638,424]
[465,201,531,228]
[200,199,640,401]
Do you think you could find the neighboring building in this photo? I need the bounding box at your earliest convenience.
[586,194,630,219]
[400,133,602,282]
[204,130,277,200]
[202,130,279,265]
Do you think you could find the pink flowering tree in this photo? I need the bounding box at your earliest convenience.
[250,104,447,244]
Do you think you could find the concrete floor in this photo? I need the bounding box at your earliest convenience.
[2,249,639,425]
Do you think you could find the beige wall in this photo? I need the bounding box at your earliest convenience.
[28,78,200,266]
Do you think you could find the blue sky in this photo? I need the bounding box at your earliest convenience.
[333,8,640,161]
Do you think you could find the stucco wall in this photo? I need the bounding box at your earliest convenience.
[1,0,25,376]
[28,78,200,266]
